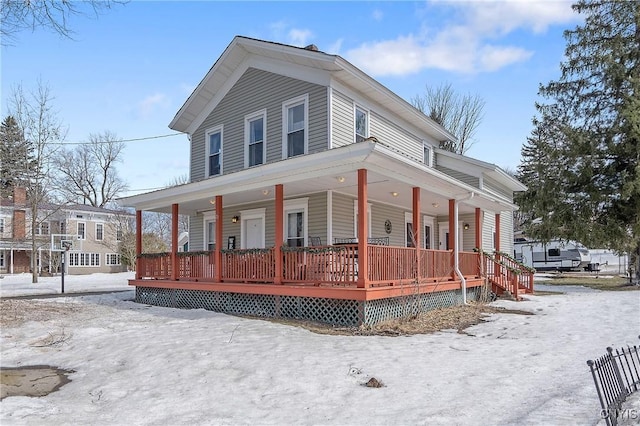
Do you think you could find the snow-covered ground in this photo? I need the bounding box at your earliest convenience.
[0,272,134,298]
[1,273,639,425]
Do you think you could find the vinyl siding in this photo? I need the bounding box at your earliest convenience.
[371,203,406,247]
[331,90,354,148]
[189,193,327,249]
[370,111,423,163]
[483,176,513,201]
[331,192,355,240]
[482,212,496,251]
[500,212,514,255]
[191,68,328,182]
[436,165,480,188]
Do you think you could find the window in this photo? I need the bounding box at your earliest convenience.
[284,199,308,248]
[355,106,368,143]
[0,251,4,268]
[206,126,223,176]
[423,216,435,249]
[116,228,123,242]
[548,248,561,257]
[96,223,104,241]
[245,110,266,167]
[406,222,415,248]
[36,221,49,236]
[205,220,215,251]
[423,143,432,167]
[106,253,121,265]
[0,218,4,233]
[68,252,100,267]
[282,94,308,158]
[77,222,86,240]
[59,221,66,234]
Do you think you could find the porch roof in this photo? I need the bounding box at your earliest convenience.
[118,142,517,216]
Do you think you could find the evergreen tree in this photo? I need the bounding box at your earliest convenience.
[518,0,640,279]
[0,115,34,199]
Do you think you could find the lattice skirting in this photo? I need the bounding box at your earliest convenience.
[135,286,482,327]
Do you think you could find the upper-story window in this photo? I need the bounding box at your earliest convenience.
[206,125,223,177]
[282,94,308,158]
[245,110,266,168]
[96,223,104,241]
[423,143,432,167]
[77,222,86,240]
[0,218,4,233]
[355,106,368,143]
[116,228,123,242]
[36,221,49,235]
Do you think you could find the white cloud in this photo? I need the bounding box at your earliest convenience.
[326,38,343,55]
[288,28,313,46]
[137,93,169,118]
[344,0,577,76]
[372,9,384,22]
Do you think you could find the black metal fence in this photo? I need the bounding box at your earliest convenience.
[587,337,640,426]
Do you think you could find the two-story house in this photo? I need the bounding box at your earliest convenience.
[0,187,130,275]
[120,36,532,326]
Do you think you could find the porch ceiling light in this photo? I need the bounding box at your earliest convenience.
[209,199,216,205]
[262,189,270,196]
[337,176,345,183]
[432,202,439,208]
[391,192,399,197]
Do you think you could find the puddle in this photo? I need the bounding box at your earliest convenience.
[0,365,74,400]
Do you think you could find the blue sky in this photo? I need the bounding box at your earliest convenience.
[1,1,582,196]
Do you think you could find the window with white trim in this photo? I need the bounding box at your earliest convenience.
[206,125,223,177]
[284,199,308,247]
[106,253,121,265]
[96,223,104,241]
[116,228,123,241]
[68,252,100,267]
[36,221,49,236]
[282,94,308,158]
[203,212,216,251]
[77,222,86,240]
[355,106,368,143]
[423,143,432,167]
[0,251,4,268]
[245,110,266,168]
[0,218,4,233]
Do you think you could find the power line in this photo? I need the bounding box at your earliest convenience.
[51,132,186,145]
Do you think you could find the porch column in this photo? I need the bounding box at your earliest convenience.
[170,203,178,281]
[215,195,223,282]
[412,187,421,281]
[135,210,142,279]
[495,213,501,252]
[448,199,455,279]
[357,169,369,288]
[274,184,284,285]
[475,208,482,249]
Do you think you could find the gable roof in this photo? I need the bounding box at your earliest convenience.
[169,36,456,143]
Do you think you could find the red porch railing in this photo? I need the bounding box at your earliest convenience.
[222,248,275,282]
[136,246,483,288]
[482,251,535,298]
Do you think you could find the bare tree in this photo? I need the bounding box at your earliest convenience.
[9,81,66,283]
[411,82,485,154]
[53,131,127,207]
[1,0,126,45]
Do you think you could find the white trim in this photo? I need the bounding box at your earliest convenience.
[354,104,369,144]
[284,198,309,247]
[423,215,435,249]
[438,221,463,250]
[105,253,121,266]
[326,191,333,248]
[240,208,266,249]
[77,221,86,240]
[353,200,372,238]
[202,211,216,251]
[205,124,224,177]
[422,142,433,167]
[281,94,309,159]
[95,222,104,241]
[244,109,267,168]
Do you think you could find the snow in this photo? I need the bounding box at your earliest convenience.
[0,272,134,298]
[1,274,639,425]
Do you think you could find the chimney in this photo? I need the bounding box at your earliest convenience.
[13,187,26,207]
[304,44,318,52]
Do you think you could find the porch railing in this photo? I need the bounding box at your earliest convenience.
[136,246,481,287]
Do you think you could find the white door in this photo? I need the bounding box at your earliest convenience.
[439,223,462,251]
[244,218,264,248]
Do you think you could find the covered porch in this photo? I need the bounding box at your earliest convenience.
[122,142,529,324]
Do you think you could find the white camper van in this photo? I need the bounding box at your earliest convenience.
[514,239,592,271]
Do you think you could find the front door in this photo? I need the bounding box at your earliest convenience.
[244,218,264,248]
[439,223,462,251]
